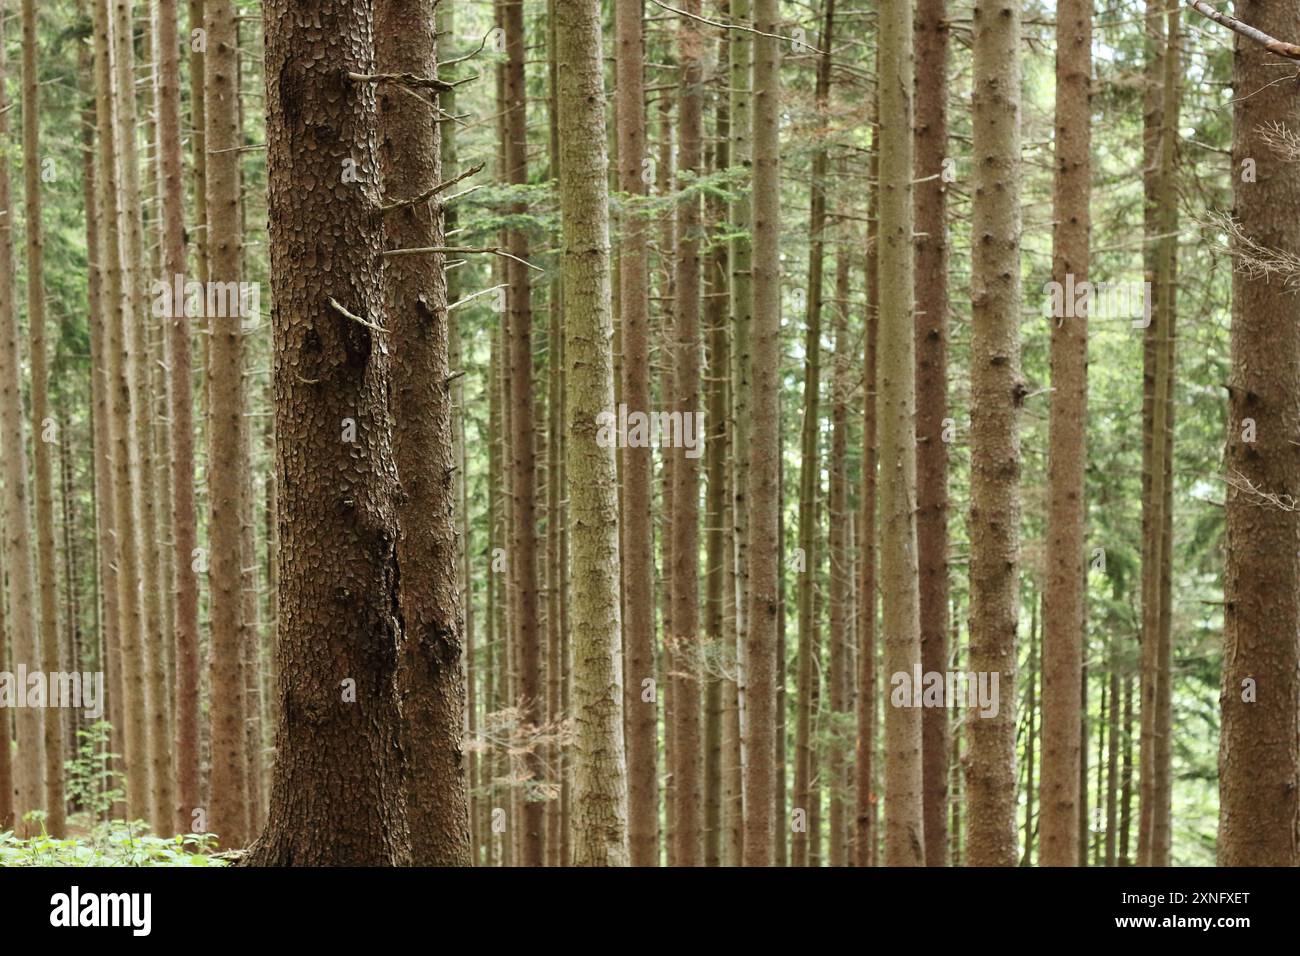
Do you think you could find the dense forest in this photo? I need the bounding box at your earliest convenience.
[0,0,1295,870]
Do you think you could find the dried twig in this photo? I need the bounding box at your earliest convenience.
[380,161,485,213]
[382,245,544,273]
[1188,1,1300,61]
[327,296,388,334]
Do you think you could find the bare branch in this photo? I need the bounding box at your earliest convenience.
[380,161,486,213]
[382,245,544,273]
[327,296,388,334]
[1188,1,1300,61]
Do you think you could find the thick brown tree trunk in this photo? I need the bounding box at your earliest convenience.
[1218,0,1300,868]
[247,0,413,867]
[375,0,473,868]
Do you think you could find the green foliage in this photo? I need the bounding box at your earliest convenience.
[0,823,228,868]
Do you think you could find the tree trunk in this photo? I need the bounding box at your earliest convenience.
[966,0,1023,866]
[555,0,630,866]
[914,0,950,868]
[1218,0,1300,868]
[855,93,880,869]
[793,0,834,870]
[878,0,925,867]
[21,0,65,838]
[156,0,200,837]
[204,0,250,848]
[247,0,413,867]
[743,0,780,867]
[616,0,659,868]
[375,0,473,868]
[0,2,45,836]
[1040,0,1091,868]
[670,0,704,868]
[501,0,544,867]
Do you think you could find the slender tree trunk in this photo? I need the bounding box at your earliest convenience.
[1218,0,1300,868]
[1119,672,1133,865]
[914,0,950,868]
[375,0,473,868]
[1139,5,1178,867]
[616,0,658,868]
[248,0,413,866]
[555,0,630,866]
[793,0,835,870]
[502,0,544,867]
[966,0,1023,866]
[854,97,879,869]
[95,0,150,824]
[878,0,925,867]
[0,1,45,837]
[1040,0,1091,868]
[1022,598,1038,864]
[157,0,200,837]
[728,0,753,862]
[743,0,780,867]
[670,0,704,868]
[204,0,250,848]
[21,0,65,838]
[828,215,852,867]
[78,11,123,816]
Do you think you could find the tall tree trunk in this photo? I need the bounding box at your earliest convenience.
[78,4,123,816]
[556,0,630,866]
[0,1,45,837]
[855,96,880,869]
[157,0,200,837]
[1139,4,1178,867]
[966,0,1023,866]
[205,0,250,848]
[21,0,65,838]
[502,0,544,867]
[112,0,169,833]
[616,0,659,868]
[743,0,780,867]
[248,0,413,866]
[375,0,473,868]
[793,0,834,870]
[914,0,950,868]
[1040,0,1091,868]
[827,214,852,867]
[670,0,704,868]
[878,0,925,867]
[94,0,150,823]
[728,0,753,862]
[1218,0,1300,868]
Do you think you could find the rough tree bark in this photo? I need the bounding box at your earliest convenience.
[1040,0,1091,868]
[966,0,1023,866]
[247,0,413,867]
[556,0,630,867]
[1218,0,1300,867]
[878,0,926,868]
[914,0,950,868]
[375,0,473,868]
[744,0,780,867]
